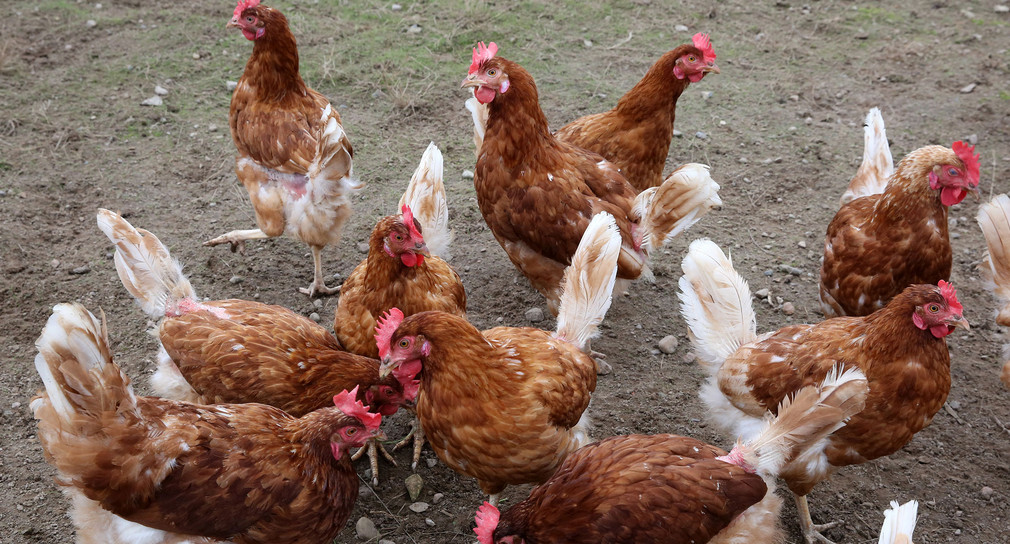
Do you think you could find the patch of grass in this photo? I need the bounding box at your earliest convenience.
[852,6,903,25]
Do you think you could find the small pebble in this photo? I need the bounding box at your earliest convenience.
[695,131,708,140]
[51,259,60,268]
[965,133,978,145]
[425,458,438,468]
[960,83,977,93]
[432,492,444,504]
[525,307,545,323]
[141,96,163,107]
[982,486,994,498]
[192,52,201,59]
[739,157,749,164]
[462,170,474,179]
[208,124,219,132]
[313,298,323,308]
[229,275,244,284]
[675,24,689,32]
[309,312,321,322]
[357,242,370,253]
[763,269,774,277]
[407,23,421,33]
[355,517,378,541]
[997,5,1010,13]
[755,288,770,298]
[379,541,395,544]
[154,85,168,96]
[70,265,91,275]
[409,502,429,513]
[672,129,683,138]
[583,39,593,48]
[405,473,424,501]
[11,402,21,409]
[657,335,678,354]
[798,241,807,248]
[682,352,696,364]
[700,91,713,100]
[781,302,795,315]
[226,80,238,91]
[391,3,402,10]
[425,518,435,527]
[86,19,96,27]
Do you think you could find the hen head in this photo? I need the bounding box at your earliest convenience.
[227,0,272,41]
[375,308,432,378]
[911,281,970,338]
[674,33,720,82]
[928,141,981,206]
[329,386,384,458]
[363,381,406,416]
[462,42,510,105]
[382,205,429,267]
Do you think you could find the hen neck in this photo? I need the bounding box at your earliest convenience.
[610,50,690,123]
[243,25,307,101]
[484,76,555,167]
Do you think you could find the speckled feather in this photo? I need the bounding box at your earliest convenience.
[555,44,705,192]
[334,215,466,358]
[392,312,597,495]
[159,299,398,416]
[819,145,965,317]
[492,434,766,544]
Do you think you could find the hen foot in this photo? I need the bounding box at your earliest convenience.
[351,437,398,486]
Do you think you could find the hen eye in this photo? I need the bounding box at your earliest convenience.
[393,233,403,241]
[688,56,697,62]
[487,69,497,76]
[398,339,410,348]
[345,428,357,436]
[245,16,254,23]
[948,168,958,177]
[928,304,940,313]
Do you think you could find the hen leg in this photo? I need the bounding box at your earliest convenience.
[203,228,268,255]
[794,493,839,544]
[393,413,426,470]
[351,437,397,486]
[299,245,340,297]
[583,339,612,375]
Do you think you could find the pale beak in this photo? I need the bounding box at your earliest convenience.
[947,314,970,331]
[226,17,240,29]
[415,243,431,258]
[703,62,720,75]
[379,358,394,379]
[371,429,388,440]
[970,185,981,202]
[461,74,482,89]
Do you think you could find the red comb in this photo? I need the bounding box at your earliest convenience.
[469,41,498,75]
[375,308,405,359]
[232,0,260,19]
[401,204,423,240]
[473,501,500,544]
[938,280,963,315]
[951,141,980,188]
[692,33,716,64]
[333,386,382,432]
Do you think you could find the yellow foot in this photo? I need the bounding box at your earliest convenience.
[351,437,398,486]
[299,280,340,297]
[393,418,426,470]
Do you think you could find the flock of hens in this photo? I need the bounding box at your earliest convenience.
[27,1,1010,544]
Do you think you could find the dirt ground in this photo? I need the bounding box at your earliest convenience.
[2,0,1009,542]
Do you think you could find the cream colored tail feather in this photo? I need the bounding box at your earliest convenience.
[398,142,453,259]
[840,107,892,206]
[878,500,918,544]
[555,212,622,351]
[97,209,195,318]
[635,163,722,254]
[678,239,757,371]
[977,194,1010,326]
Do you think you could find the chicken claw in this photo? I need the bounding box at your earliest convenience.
[795,494,840,544]
[351,437,398,486]
[203,228,268,256]
[393,414,426,470]
[298,245,340,297]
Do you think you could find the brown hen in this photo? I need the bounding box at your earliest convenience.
[31,303,383,544]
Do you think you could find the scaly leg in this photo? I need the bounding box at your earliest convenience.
[794,493,840,544]
[203,228,268,255]
[488,493,500,508]
[299,245,340,297]
[393,413,426,470]
[351,437,398,486]
[584,338,612,375]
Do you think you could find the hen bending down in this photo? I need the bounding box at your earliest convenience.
[819,108,980,316]
[461,42,721,315]
[473,367,867,544]
[31,303,383,544]
[98,209,414,485]
[377,212,622,504]
[679,239,968,543]
[205,0,359,297]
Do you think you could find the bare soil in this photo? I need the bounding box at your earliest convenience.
[1,1,1009,543]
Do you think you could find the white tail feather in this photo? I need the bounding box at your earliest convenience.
[977,194,1010,326]
[878,500,918,544]
[31,304,136,424]
[637,163,722,253]
[310,104,361,192]
[97,209,195,318]
[398,142,453,259]
[678,239,757,370]
[840,107,893,205]
[555,212,622,350]
[465,94,488,157]
[723,365,868,477]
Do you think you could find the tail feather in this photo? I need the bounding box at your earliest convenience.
[840,107,893,205]
[878,500,918,544]
[723,365,868,477]
[311,104,362,193]
[555,212,622,350]
[977,194,1010,326]
[31,304,137,426]
[97,209,195,318]
[398,142,453,259]
[678,239,757,371]
[635,163,722,254]
[465,94,488,157]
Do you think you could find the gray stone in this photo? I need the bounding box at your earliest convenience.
[405,473,424,501]
[462,170,474,179]
[432,492,444,504]
[525,307,545,323]
[154,85,168,96]
[229,275,244,284]
[657,335,678,354]
[355,517,378,541]
[140,96,163,107]
[781,302,795,315]
[226,80,238,91]
[675,24,689,32]
[695,131,708,140]
[309,312,321,322]
[960,83,977,93]
[982,486,994,498]
[70,265,91,275]
[357,242,370,253]
[408,502,429,513]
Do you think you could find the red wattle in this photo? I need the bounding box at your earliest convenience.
[475,85,497,104]
[400,252,418,267]
[941,187,966,206]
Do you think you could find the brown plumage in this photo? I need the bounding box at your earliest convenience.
[555,39,719,192]
[205,2,358,297]
[819,115,980,316]
[474,369,869,544]
[378,213,622,500]
[680,239,969,543]
[462,44,720,314]
[31,304,380,544]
